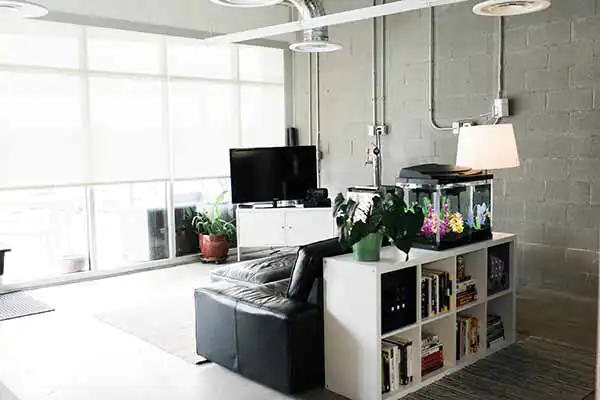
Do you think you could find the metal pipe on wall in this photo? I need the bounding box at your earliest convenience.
[371,5,378,128]
[493,16,504,124]
[308,53,313,145]
[428,8,505,130]
[315,53,322,187]
[428,7,453,131]
[370,0,383,187]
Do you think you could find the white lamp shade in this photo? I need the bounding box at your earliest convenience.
[456,124,520,170]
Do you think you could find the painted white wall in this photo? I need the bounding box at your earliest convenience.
[37,0,290,34]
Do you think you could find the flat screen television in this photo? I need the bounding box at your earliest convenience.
[229,146,317,204]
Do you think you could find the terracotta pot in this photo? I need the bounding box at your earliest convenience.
[199,234,230,263]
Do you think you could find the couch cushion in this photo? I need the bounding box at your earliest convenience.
[210,251,297,286]
[196,281,308,319]
[286,238,350,302]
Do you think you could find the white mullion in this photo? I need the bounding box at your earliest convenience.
[233,46,243,148]
[162,35,177,260]
[80,26,98,273]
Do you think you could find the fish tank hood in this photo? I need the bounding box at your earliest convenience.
[397,164,494,186]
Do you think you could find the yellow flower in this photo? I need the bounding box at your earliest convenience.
[449,212,464,234]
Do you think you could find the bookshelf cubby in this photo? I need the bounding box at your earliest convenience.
[323,233,517,400]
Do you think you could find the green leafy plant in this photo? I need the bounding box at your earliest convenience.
[192,191,236,240]
[333,189,424,260]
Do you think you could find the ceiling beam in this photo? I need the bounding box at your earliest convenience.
[201,0,468,45]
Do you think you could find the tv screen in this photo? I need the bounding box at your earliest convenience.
[230,146,317,204]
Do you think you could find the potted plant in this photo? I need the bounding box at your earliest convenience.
[333,189,424,262]
[192,192,236,263]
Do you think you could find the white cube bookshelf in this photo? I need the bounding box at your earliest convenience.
[323,233,517,400]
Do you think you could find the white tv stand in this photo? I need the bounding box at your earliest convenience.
[235,206,336,261]
[323,233,517,400]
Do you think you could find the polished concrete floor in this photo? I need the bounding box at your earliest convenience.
[0,264,596,400]
[0,264,344,400]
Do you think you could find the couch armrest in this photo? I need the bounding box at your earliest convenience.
[194,283,323,393]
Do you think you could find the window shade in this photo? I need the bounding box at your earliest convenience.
[0,20,287,188]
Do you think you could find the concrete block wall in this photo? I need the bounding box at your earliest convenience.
[294,0,599,342]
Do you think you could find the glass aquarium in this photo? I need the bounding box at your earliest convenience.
[396,164,493,250]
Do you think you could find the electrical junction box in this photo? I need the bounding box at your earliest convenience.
[493,98,510,119]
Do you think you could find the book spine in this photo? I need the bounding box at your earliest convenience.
[427,277,432,317]
[422,357,444,371]
[421,278,427,319]
[421,344,443,357]
[407,343,413,383]
[394,345,400,391]
[400,344,408,386]
[382,349,390,393]
[449,274,455,310]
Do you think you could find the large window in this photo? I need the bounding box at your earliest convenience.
[0,20,287,284]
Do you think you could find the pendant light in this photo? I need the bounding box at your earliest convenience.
[0,0,48,19]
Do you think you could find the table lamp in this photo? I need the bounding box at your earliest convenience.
[456,124,520,171]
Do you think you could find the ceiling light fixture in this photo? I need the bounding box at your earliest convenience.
[209,0,284,7]
[473,0,550,16]
[0,0,48,19]
[286,0,342,53]
[289,40,342,53]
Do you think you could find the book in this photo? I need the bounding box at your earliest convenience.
[382,345,392,393]
[384,337,413,386]
[422,352,444,366]
[456,279,476,292]
[421,332,440,348]
[422,343,443,357]
[382,342,397,392]
[422,362,444,376]
[421,277,429,319]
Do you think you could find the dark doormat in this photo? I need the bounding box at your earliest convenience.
[0,291,55,322]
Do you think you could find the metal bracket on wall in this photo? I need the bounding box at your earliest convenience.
[368,124,389,136]
[452,120,473,135]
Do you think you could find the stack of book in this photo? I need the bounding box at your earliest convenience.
[456,276,478,307]
[456,316,480,361]
[421,269,453,319]
[381,337,414,393]
[487,314,505,349]
[421,332,444,377]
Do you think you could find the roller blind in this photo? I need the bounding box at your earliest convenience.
[0,20,287,188]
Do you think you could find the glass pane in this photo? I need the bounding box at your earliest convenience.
[240,84,286,148]
[173,178,231,257]
[94,182,168,270]
[0,20,79,68]
[0,187,88,284]
[89,77,169,183]
[239,45,285,83]
[170,80,237,179]
[167,37,234,79]
[87,27,162,74]
[0,71,86,188]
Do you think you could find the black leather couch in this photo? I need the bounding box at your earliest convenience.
[194,238,349,394]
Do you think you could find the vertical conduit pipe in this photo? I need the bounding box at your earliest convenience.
[315,53,321,187]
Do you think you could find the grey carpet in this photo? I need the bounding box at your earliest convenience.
[93,293,205,364]
[404,337,595,400]
[0,291,54,322]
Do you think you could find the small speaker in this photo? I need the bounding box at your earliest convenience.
[286,127,299,146]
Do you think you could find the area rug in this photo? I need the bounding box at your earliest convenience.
[93,292,204,364]
[0,291,55,322]
[404,337,595,400]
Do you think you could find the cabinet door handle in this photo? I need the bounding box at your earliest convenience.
[288,226,292,230]
[281,226,285,230]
